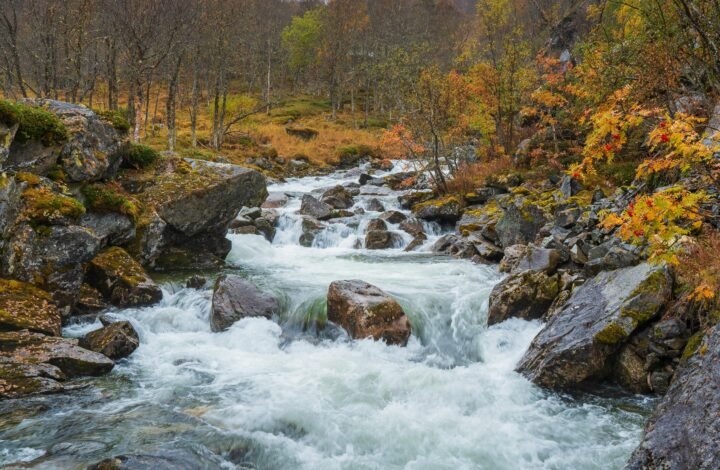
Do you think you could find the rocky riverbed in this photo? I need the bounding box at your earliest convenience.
[0,100,718,469]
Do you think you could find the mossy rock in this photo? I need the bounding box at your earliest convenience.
[81,182,140,221]
[0,279,61,336]
[20,185,85,224]
[86,247,162,308]
[0,99,68,146]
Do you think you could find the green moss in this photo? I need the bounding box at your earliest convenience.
[681,331,704,360]
[91,246,148,287]
[620,270,669,324]
[595,322,628,345]
[0,99,67,146]
[0,279,60,336]
[22,186,85,223]
[413,195,462,211]
[15,172,42,186]
[46,165,66,182]
[566,190,594,207]
[96,109,130,133]
[123,143,159,169]
[81,183,140,221]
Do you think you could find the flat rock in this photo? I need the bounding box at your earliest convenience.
[0,279,61,336]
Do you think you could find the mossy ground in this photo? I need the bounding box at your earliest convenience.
[81,182,140,221]
[21,186,85,224]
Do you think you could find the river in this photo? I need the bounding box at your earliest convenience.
[0,163,653,469]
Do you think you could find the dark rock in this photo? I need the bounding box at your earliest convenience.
[399,218,425,237]
[299,194,333,220]
[499,244,531,273]
[86,247,162,308]
[321,185,355,209]
[495,199,547,248]
[210,275,279,332]
[555,207,582,228]
[591,188,605,203]
[262,192,288,209]
[399,190,435,209]
[86,450,219,470]
[5,140,60,175]
[73,283,107,316]
[365,230,401,250]
[186,275,207,289]
[365,198,385,212]
[0,279,61,336]
[0,357,65,399]
[585,242,639,275]
[79,211,135,247]
[366,219,387,232]
[487,271,560,325]
[327,280,411,346]
[516,263,672,390]
[285,126,318,140]
[0,121,18,166]
[238,206,262,220]
[431,234,478,260]
[559,175,582,199]
[412,197,463,223]
[379,210,407,224]
[254,217,276,242]
[404,234,427,252]
[80,321,139,360]
[514,246,567,275]
[626,323,720,469]
[299,216,324,247]
[359,173,373,185]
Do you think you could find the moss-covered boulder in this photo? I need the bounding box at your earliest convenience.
[0,358,65,399]
[0,279,61,336]
[0,330,114,378]
[516,263,672,391]
[16,99,126,182]
[327,280,411,346]
[86,247,162,308]
[412,195,463,224]
[79,321,139,360]
[495,196,548,248]
[487,271,560,326]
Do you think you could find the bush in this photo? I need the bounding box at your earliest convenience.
[97,109,131,133]
[0,99,68,146]
[81,183,140,220]
[336,144,380,159]
[124,143,159,169]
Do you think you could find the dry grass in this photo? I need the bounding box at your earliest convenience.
[446,156,515,194]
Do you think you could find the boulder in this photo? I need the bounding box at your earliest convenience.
[412,196,463,223]
[495,199,547,248]
[73,283,106,315]
[0,330,114,378]
[365,230,401,250]
[0,121,18,166]
[399,218,425,237]
[513,246,567,275]
[79,211,136,247]
[0,358,65,399]
[516,263,672,390]
[404,234,427,252]
[285,126,318,140]
[626,323,720,470]
[487,271,560,325]
[80,321,139,360]
[185,275,207,289]
[86,247,162,308]
[379,210,407,224]
[299,216,324,247]
[327,280,411,346]
[262,192,288,209]
[210,275,279,332]
[321,185,354,209]
[366,219,387,232]
[431,234,479,260]
[0,279,61,336]
[499,244,530,273]
[299,194,333,220]
[365,198,385,212]
[585,240,640,275]
[559,175,582,199]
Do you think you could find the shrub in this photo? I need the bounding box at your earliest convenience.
[336,144,379,159]
[124,143,159,169]
[446,156,515,195]
[81,182,140,220]
[97,109,131,133]
[0,99,68,146]
[22,186,85,223]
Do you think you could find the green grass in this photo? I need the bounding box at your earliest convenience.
[96,108,131,133]
[81,183,140,221]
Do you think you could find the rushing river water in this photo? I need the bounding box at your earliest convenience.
[0,164,653,469]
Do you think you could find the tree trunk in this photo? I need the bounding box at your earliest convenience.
[190,63,199,148]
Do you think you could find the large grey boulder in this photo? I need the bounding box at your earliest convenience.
[321,185,354,209]
[495,198,547,248]
[412,197,463,223]
[487,270,560,325]
[516,263,672,390]
[626,324,720,469]
[210,275,279,332]
[327,280,411,346]
[299,194,333,220]
[16,99,126,181]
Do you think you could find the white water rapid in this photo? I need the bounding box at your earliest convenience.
[0,163,652,469]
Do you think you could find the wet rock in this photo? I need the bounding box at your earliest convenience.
[152,245,225,272]
[253,216,276,242]
[405,234,427,252]
[399,190,435,209]
[0,279,61,336]
[495,199,547,248]
[487,271,560,325]
[210,275,280,332]
[80,321,139,360]
[299,216,324,247]
[262,192,288,209]
[79,211,135,247]
[365,230,401,250]
[379,210,407,224]
[366,219,387,232]
[299,194,333,220]
[0,330,114,377]
[468,235,504,263]
[412,196,463,223]
[516,263,672,390]
[327,280,411,346]
[86,247,162,308]
[366,198,385,212]
[399,218,425,237]
[238,206,262,220]
[185,275,207,289]
[431,234,478,260]
[0,358,65,399]
[321,185,355,209]
[86,450,221,470]
[626,323,720,469]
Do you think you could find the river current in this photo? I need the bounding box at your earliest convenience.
[0,163,652,469]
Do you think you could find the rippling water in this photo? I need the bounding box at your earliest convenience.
[0,163,653,469]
